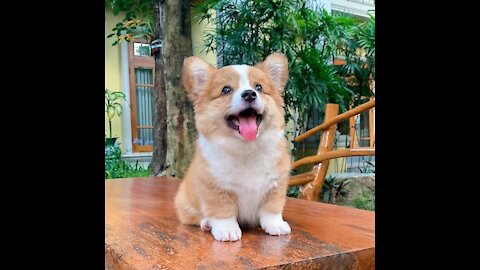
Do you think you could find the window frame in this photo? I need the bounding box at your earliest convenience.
[128,38,155,152]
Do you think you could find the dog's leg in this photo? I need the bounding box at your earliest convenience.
[258,179,291,236]
[174,181,202,226]
[202,216,242,241]
[200,189,242,242]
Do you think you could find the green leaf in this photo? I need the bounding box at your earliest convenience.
[323,190,330,202]
[107,106,115,119]
[112,92,126,100]
[114,103,123,116]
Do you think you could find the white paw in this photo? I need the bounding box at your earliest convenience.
[262,220,291,235]
[259,210,291,236]
[207,217,242,242]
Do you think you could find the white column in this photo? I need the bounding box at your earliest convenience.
[121,42,133,154]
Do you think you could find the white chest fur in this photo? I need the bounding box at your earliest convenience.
[198,131,285,226]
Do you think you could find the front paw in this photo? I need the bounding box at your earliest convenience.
[207,217,242,241]
[262,220,291,235]
[259,211,291,236]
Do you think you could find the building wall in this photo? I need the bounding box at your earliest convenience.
[105,10,125,142]
[331,0,375,18]
[104,8,217,153]
[190,10,217,66]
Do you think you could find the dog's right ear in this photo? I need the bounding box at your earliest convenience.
[182,56,215,102]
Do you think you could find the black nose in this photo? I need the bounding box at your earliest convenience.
[241,89,256,102]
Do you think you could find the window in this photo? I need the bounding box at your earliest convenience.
[128,39,155,152]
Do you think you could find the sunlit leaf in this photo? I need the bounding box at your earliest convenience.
[107,106,115,119]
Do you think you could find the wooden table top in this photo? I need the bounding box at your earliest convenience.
[105,177,375,270]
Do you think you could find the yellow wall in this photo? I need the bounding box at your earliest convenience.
[105,8,217,151]
[190,10,217,66]
[105,10,124,142]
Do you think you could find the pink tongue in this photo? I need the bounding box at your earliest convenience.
[239,115,258,141]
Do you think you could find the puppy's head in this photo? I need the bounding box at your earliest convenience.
[182,53,288,142]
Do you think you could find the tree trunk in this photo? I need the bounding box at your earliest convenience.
[151,0,168,176]
[160,0,196,178]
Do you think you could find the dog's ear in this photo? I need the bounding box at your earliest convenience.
[256,53,288,93]
[182,56,215,101]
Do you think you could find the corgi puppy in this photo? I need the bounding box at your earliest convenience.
[174,53,291,242]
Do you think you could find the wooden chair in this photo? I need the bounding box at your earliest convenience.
[288,99,375,201]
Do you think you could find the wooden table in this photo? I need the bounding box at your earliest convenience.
[105,177,375,269]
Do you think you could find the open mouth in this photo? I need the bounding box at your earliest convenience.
[226,108,263,141]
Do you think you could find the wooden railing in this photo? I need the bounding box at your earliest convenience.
[289,99,375,201]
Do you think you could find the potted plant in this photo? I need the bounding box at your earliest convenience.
[105,88,129,146]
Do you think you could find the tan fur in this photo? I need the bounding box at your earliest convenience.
[174,53,291,230]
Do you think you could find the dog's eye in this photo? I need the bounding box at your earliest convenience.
[255,84,262,92]
[221,86,232,95]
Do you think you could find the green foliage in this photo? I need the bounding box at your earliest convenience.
[287,185,300,198]
[193,0,375,135]
[105,143,122,178]
[320,175,352,203]
[360,160,375,173]
[352,186,375,211]
[105,89,129,138]
[105,143,151,179]
[106,0,154,45]
[105,89,127,120]
[333,15,375,106]
[287,47,352,130]
[287,175,353,201]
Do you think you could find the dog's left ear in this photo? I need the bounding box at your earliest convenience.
[256,53,288,93]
